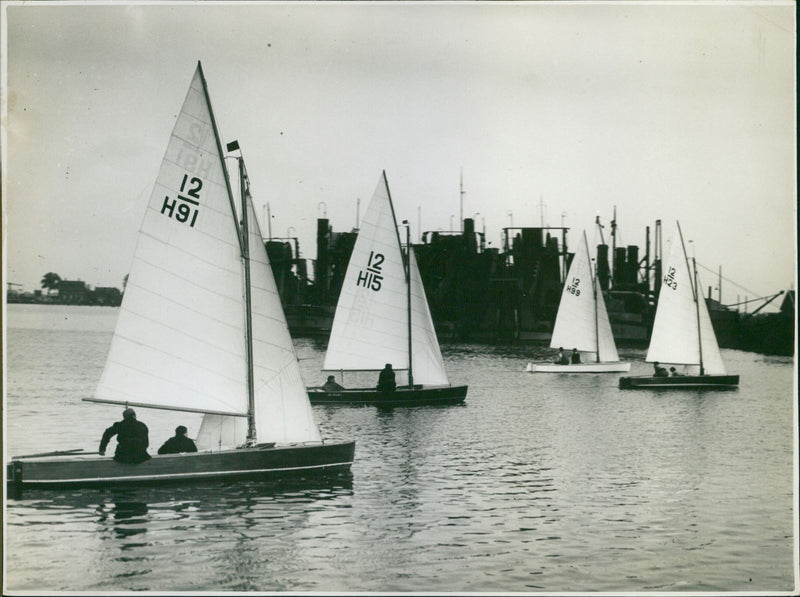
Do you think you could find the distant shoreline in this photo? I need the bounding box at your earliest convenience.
[6,294,122,307]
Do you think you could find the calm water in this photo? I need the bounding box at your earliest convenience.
[3,304,797,594]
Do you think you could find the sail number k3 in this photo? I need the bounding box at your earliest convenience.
[566,277,581,296]
[161,174,203,227]
[357,251,384,291]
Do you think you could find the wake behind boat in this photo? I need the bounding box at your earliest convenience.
[307,172,467,406]
[619,221,739,390]
[526,229,630,373]
[8,62,354,491]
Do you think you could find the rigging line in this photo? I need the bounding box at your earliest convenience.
[693,260,765,297]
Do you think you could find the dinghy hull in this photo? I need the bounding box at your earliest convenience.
[7,441,355,490]
[308,385,467,406]
[618,375,739,389]
[526,362,631,373]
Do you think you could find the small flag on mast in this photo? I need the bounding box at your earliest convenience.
[226,140,240,152]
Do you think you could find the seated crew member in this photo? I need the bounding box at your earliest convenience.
[653,362,669,377]
[158,425,198,455]
[322,375,345,391]
[669,367,684,377]
[571,348,581,364]
[554,348,569,365]
[377,363,397,392]
[99,407,151,464]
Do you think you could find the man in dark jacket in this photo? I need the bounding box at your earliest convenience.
[158,425,198,455]
[377,363,396,392]
[99,408,151,464]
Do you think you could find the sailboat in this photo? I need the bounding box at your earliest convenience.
[307,171,467,406]
[7,63,355,490]
[619,221,739,389]
[526,229,630,373]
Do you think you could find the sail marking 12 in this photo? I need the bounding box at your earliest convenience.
[323,171,450,386]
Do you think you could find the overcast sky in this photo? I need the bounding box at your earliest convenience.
[2,1,795,307]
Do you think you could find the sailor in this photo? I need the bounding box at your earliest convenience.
[554,348,569,365]
[653,362,669,377]
[158,425,198,455]
[322,375,345,391]
[99,407,151,464]
[669,367,684,377]
[571,348,581,364]
[377,363,397,392]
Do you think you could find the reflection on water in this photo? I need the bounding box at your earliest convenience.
[3,306,796,593]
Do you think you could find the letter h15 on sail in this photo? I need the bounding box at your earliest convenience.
[356,250,384,291]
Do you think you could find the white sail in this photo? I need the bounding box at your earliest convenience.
[594,274,620,362]
[409,247,450,385]
[549,230,619,362]
[323,172,411,372]
[695,264,727,375]
[95,65,249,417]
[95,63,321,447]
[243,175,321,443]
[323,171,450,386]
[646,223,726,374]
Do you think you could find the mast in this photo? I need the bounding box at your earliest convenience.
[239,155,257,440]
[693,257,705,375]
[591,240,600,363]
[197,62,256,438]
[677,222,703,375]
[382,170,413,386]
[404,221,414,387]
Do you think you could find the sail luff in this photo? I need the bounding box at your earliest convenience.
[197,61,244,257]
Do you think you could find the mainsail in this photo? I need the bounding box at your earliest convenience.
[646,223,726,375]
[549,230,619,362]
[93,63,320,447]
[323,171,450,386]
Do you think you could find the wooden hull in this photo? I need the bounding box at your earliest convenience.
[308,385,467,406]
[526,362,631,373]
[7,441,355,490]
[619,375,739,389]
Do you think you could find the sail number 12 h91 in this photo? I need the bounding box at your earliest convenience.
[161,174,203,227]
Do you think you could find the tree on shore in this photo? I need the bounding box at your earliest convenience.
[41,272,62,295]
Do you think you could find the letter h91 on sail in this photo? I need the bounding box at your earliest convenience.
[161,173,202,227]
